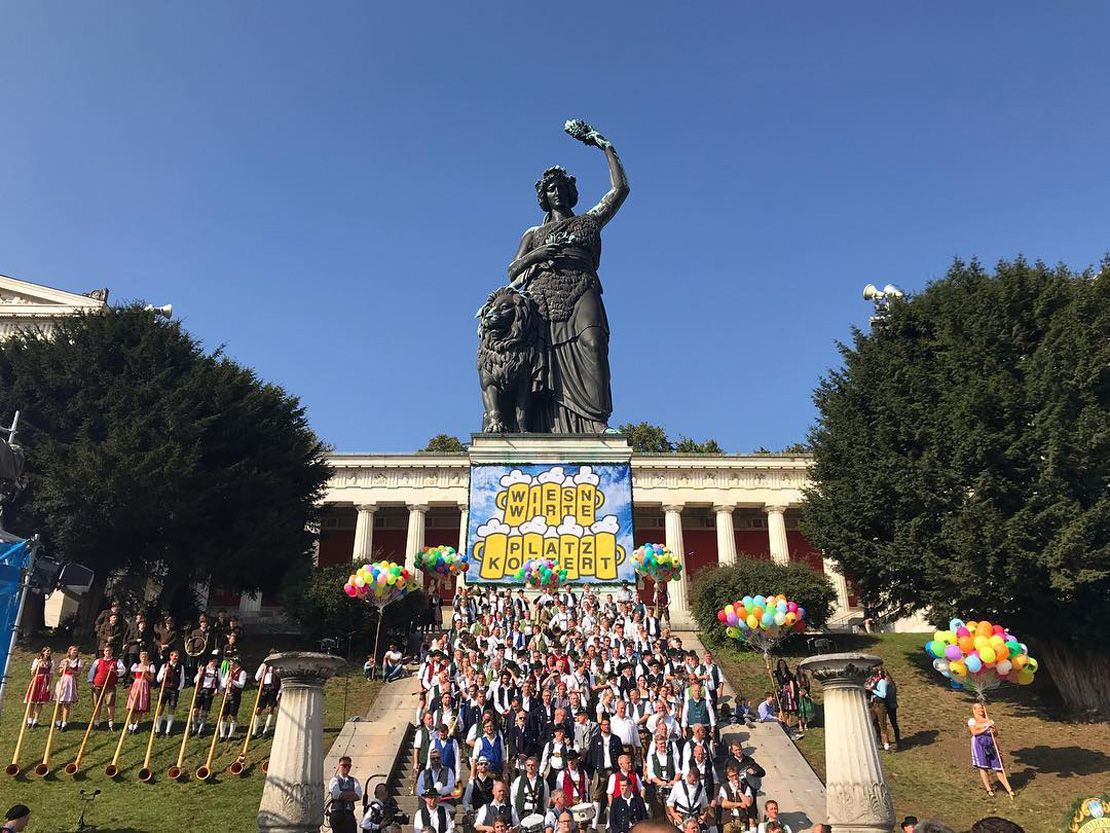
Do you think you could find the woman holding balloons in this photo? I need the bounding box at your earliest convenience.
[968,702,1015,799]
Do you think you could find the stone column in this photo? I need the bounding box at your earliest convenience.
[663,505,690,627]
[798,653,895,833]
[352,503,377,563]
[764,504,790,565]
[405,504,428,572]
[457,506,469,588]
[824,557,851,612]
[258,652,345,833]
[239,592,262,620]
[714,505,737,566]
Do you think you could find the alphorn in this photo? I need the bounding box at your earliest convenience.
[65,682,110,776]
[104,696,140,778]
[137,667,170,782]
[229,670,266,776]
[33,696,64,776]
[167,676,202,781]
[5,678,37,776]
[195,678,232,781]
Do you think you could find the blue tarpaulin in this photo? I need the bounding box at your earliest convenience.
[0,538,32,687]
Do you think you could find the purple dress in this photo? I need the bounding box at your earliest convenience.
[969,719,1002,770]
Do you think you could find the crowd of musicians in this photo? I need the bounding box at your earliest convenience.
[21,602,282,740]
[352,583,791,833]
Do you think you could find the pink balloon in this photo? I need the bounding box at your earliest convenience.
[787,602,798,613]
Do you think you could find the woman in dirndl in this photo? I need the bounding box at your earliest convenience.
[54,645,82,731]
[968,702,1015,798]
[26,646,53,727]
[126,650,155,735]
[774,659,798,729]
[794,663,815,738]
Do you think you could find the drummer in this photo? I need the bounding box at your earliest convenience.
[543,790,569,833]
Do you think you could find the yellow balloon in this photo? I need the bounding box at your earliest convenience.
[746,614,759,629]
[949,660,967,676]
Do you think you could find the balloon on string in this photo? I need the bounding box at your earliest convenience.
[717,593,807,653]
[925,618,1038,697]
[342,559,419,607]
[513,557,569,589]
[632,543,683,582]
[416,545,470,577]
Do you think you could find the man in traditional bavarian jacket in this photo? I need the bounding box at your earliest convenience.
[327,756,362,833]
[646,733,681,813]
[461,755,497,814]
[681,682,716,738]
[414,787,454,833]
[509,757,549,820]
[412,712,437,786]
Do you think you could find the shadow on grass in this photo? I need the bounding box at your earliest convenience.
[1007,765,1039,792]
[1010,744,1110,777]
[897,728,939,749]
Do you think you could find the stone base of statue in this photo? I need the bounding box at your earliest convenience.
[257,652,345,833]
[798,653,895,833]
[468,432,632,466]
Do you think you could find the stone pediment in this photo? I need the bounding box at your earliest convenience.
[0,274,107,315]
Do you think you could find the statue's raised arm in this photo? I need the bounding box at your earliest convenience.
[564,119,629,228]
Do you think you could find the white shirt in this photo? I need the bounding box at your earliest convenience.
[667,780,708,815]
[328,773,363,807]
[417,765,456,797]
[475,803,520,829]
[414,803,455,833]
[610,714,640,747]
[758,822,793,833]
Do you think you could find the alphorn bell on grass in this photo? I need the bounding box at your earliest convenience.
[229,671,266,777]
[33,697,64,776]
[65,682,110,776]
[195,677,232,781]
[104,697,140,778]
[137,666,170,782]
[167,676,202,781]
[5,678,37,776]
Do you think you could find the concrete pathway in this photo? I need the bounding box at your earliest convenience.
[682,631,827,833]
[322,670,419,828]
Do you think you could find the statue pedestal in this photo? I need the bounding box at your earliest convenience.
[468,432,632,465]
[257,652,345,833]
[798,653,895,833]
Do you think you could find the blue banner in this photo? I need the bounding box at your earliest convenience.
[0,539,32,690]
[466,463,635,584]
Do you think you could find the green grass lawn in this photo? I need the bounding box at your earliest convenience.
[713,631,1110,833]
[0,636,381,833]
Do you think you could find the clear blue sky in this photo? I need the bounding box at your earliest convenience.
[2,3,1107,453]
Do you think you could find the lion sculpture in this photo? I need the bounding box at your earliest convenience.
[476,286,543,432]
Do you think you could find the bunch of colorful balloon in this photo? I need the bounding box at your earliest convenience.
[717,594,807,652]
[342,560,419,607]
[633,543,683,583]
[926,618,1038,697]
[416,545,470,577]
[514,558,568,589]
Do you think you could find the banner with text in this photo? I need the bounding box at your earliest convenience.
[466,463,634,584]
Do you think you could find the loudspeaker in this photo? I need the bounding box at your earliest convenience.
[58,562,95,595]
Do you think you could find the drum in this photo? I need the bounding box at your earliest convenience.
[570,803,596,824]
[521,814,546,833]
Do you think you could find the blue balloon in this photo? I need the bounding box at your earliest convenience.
[761,612,774,626]
[965,655,983,674]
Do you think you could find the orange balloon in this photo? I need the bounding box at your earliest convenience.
[977,621,993,638]
[958,636,975,653]
[995,643,1010,661]
[1011,654,1027,670]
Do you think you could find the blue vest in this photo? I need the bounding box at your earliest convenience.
[480,734,504,772]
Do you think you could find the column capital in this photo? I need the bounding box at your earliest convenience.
[662,504,685,515]
[762,503,788,515]
[407,503,429,513]
[356,503,378,513]
[712,504,737,515]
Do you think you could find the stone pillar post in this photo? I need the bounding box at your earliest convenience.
[258,652,345,833]
[405,504,428,572]
[824,557,851,613]
[663,505,690,627]
[457,506,469,588]
[352,504,377,563]
[239,592,262,620]
[764,504,790,565]
[798,653,895,833]
[714,506,737,566]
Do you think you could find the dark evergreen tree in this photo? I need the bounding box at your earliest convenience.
[420,434,467,453]
[803,257,1110,714]
[0,305,332,623]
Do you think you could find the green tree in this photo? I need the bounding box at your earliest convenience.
[690,559,836,647]
[674,437,725,454]
[282,561,426,653]
[802,257,1110,714]
[617,421,673,453]
[420,434,467,453]
[0,306,332,623]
